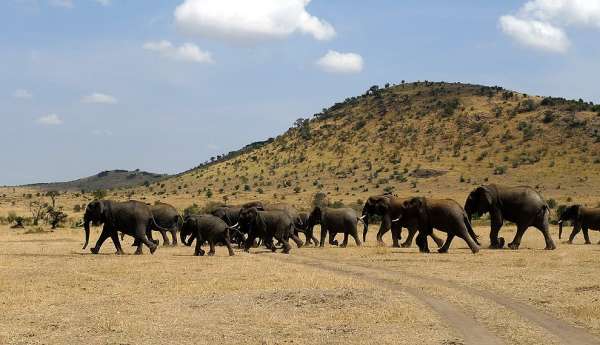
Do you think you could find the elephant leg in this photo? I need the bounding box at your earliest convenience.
[329,232,339,246]
[146,229,159,246]
[376,218,391,246]
[489,224,505,249]
[225,237,235,256]
[416,230,430,253]
[401,226,417,248]
[110,232,125,255]
[340,233,349,248]
[568,223,581,244]
[319,227,327,247]
[430,232,445,248]
[534,217,556,250]
[275,234,291,254]
[351,231,362,247]
[138,227,158,255]
[438,234,454,253]
[134,243,143,255]
[170,228,178,246]
[583,227,591,244]
[390,225,401,248]
[508,225,528,250]
[290,233,304,248]
[457,226,480,254]
[208,241,216,256]
[91,226,111,254]
[159,230,170,246]
[195,239,205,256]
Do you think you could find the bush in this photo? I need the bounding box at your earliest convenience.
[547,199,557,209]
[92,190,107,200]
[184,204,201,217]
[493,166,507,175]
[73,204,82,213]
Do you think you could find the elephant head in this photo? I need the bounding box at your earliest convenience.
[400,197,427,222]
[558,205,581,239]
[361,196,391,242]
[83,200,111,250]
[241,201,265,211]
[307,206,324,229]
[180,216,196,246]
[464,186,494,222]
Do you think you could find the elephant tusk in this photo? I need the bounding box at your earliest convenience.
[391,218,400,223]
[359,215,366,220]
[557,220,563,225]
[231,223,240,229]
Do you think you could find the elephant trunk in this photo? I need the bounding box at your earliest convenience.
[83,218,91,250]
[362,213,369,242]
[558,220,563,239]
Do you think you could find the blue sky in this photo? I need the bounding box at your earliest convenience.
[2,0,599,185]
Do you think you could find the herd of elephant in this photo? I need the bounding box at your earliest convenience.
[81,184,600,256]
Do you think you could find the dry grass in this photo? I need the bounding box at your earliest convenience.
[2,222,600,345]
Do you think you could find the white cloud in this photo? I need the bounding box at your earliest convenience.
[13,89,33,99]
[316,50,364,74]
[500,0,600,53]
[37,114,63,125]
[82,92,118,104]
[49,0,73,8]
[143,40,214,63]
[96,0,111,6]
[174,0,336,42]
[499,16,570,53]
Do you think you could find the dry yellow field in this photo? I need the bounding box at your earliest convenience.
[2,222,600,345]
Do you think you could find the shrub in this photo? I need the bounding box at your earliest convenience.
[547,199,557,209]
[92,190,107,200]
[493,166,507,175]
[184,204,201,217]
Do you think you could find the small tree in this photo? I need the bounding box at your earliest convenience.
[29,200,47,226]
[92,190,107,200]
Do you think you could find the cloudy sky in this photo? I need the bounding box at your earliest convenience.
[2,0,600,185]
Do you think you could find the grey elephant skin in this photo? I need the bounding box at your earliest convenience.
[559,205,600,244]
[464,184,556,250]
[211,206,244,245]
[307,206,362,248]
[241,202,308,247]
[83,200,158,255]
[180,215,235,256]
[149,202,181,246]
[238,208,301,254]
[398,197,480,254]
[362,195,444,248]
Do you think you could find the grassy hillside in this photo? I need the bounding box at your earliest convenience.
[3,81,600,218]
[24,169,167,192]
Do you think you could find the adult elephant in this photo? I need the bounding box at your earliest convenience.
[361,195,444,248]
[180,215,235,256]
[242,202,312,246]
[123,202,182,246]
[558,205,600,244]
[464,184,556,250]
[83,200,158,255]
[397,197,480,254]
[307,206,362,248]
[295,212,318,246]
[238,207,302,254]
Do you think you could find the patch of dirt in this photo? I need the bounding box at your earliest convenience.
[410,168,448,179]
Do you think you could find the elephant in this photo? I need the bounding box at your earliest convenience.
[180,215,235,256]
[397,197,480,254]
[238,207,302,254]
[83,200,159,255]
[361,195,444,248]
[241,202,312,246]
[123,202,181,246]
[306,206,362,248]
[464,184,556,250]
[558,205,600,244]
[211,206,245,246]
[294,212,319,246]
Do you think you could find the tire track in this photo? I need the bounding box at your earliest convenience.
[294,252,600,345]
[263,254,505,345]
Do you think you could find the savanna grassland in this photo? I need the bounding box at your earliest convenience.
[2,81,600,344]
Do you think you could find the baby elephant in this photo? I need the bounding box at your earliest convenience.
[559,205,600,244]
[181,215,235,256]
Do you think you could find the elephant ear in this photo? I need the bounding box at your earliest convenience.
[409,197,428,226]
[376,197,390,213]
[254,211,267,235]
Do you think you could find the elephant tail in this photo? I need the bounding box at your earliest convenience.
[464,215,480,245]
[150,216,172,232]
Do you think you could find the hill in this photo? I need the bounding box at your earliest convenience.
[3,81,600,216]
[25,169,167,192]
[122,81,600,211]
